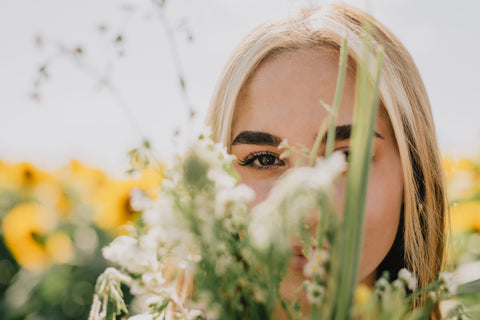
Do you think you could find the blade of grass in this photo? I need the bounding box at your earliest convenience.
[309,117,329,167]
[456,279,480,296]
[325,37,349,158]
[331,32,384,320]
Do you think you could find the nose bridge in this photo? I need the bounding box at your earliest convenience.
[282,128,325,169]
[286,149,312,169]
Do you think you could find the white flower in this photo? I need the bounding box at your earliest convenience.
[130,188,153,212]
[103,235,159,274]
[439,272,457,295]
[248,209,283,250]
[143,294,166,307]
[215,144,236,163]
[139,226,168,254]
[303,250,329,279]
[103,236,139,271]
[214,184,254,219]
[143,196,176,226]
[392,279,404,290]
[142,272,166,293]
[198,126,213,140]
[162,175,179,191]
[303,260,326,278]
[310,249,330,264]
[208,168,236,190]
[398,268,417,291]
[305,282,325,305]
[375,277,391,292]
[102,267,133,286]
[194,133,234,168]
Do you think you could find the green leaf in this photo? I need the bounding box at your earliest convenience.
[325,37,349,158]
[330,25,384,320]
[457,279,480,296]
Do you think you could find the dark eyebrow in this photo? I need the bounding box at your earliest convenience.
[231,126,383,147]
[232,131,283,146]
[320,124,384,143]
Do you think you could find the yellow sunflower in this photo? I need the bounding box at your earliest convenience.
[93,166,164,232]
[93,179,138,231]
[137,166,164,199]
[2,203,67,271]
[44,231,74,264]
[0,161,55,189]
[56,160,109,198]
[444,156,478,201]
[0,161,70,217]
[450,201,480,233]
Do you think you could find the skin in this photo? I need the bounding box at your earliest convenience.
[230,48,404,310]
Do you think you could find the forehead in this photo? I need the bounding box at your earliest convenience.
[232,48,357,146]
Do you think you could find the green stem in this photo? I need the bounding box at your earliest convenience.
[456,279,480,296]
[316,194,329,251]
[331,34,384,320]
[279,297,295,320]
[325,37,349,158]
[309,118,329,167]
[407,283,439,300]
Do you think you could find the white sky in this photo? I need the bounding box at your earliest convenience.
[1,0,479,175]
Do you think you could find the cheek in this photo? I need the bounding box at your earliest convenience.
[359,160,404,280]
[233,164,278,207]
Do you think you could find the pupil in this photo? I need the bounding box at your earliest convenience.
[259,155,275,166]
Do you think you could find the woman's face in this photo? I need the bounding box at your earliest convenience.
[230,48,404,286]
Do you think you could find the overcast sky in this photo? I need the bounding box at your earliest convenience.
[1,0,479,175]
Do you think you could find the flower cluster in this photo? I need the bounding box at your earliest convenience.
[89,132,349,320]
[303,249,330,305]
[89,132,257,319]
[87,133,480,320]
[397,268,418,291]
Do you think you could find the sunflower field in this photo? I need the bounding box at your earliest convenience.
[0,160,163,319]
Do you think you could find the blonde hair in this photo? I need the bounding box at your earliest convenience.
[206,4,447,294]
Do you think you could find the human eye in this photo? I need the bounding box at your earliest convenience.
[237,151,285,169]
[335,147,376,162]
[335,147,351,161]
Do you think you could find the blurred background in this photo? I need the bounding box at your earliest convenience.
[1,0,479,319]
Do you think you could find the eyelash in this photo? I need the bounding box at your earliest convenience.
[337,148,351,160]
[237,148,375,170]
[336,148,376,162]
[237,151,285,169]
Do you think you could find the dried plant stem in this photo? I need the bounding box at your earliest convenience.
[157,8,193,117]
[309,118,329,167]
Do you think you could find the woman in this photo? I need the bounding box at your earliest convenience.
[206,2,447,314]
